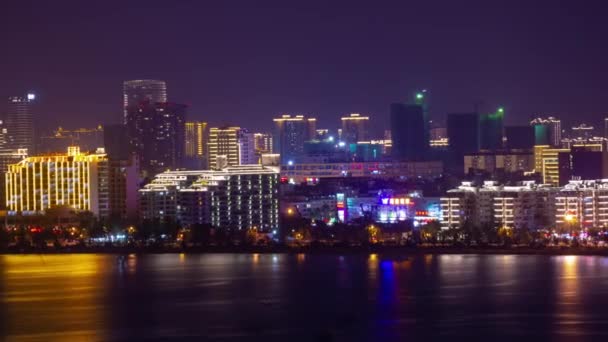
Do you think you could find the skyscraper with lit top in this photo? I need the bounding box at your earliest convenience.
[6,93,35,153]
[273,114,316,163]
[531,117,561,147]
[341,113,369,144]
[123,80,167,122]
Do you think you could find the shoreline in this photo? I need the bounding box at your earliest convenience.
[3,246,608,256]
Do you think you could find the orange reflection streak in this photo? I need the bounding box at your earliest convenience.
[555,255,582,336]
[0,255,110,341]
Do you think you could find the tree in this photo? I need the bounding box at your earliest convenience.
[420,221,441,244]
[190,223,213,246]
[480,222,498,245]
[0,227,9,250]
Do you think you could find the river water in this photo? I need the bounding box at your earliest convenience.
[1,253,608,341]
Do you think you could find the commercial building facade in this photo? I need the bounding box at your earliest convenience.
[139,165,279,231]
[5,147,110,216]
[440,181,559,230]
[280,160,443,183]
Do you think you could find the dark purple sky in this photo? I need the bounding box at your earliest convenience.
[2,0,608,136]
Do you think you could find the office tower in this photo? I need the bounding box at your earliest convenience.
[341,113,369,144]
[479,107,504,150]
[5,147,109,217]
[238,129,257,165]
[184,121,207,169]
[504,126,535,149]
[531,117,561,147]
[273,114,316,163]
[6,94,35,153]
[390,104,426,161]
[140,165,280,231]
[123,80,167,122]
[208,126,240,169]
[38,126,104,153]
[125,102,186,177]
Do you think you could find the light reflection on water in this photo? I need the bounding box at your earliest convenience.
[1,253,608,341]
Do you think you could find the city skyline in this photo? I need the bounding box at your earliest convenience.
[3,1,608,133]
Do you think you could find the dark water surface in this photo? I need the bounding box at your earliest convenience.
[2,254,608,341]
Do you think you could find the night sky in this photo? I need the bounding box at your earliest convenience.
[2,0,608,136]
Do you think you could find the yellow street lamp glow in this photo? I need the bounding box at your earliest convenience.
[564,213,575,222]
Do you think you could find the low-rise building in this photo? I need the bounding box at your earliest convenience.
[440,181,559,230]
[140,165,279,231]
[281,161,443,184]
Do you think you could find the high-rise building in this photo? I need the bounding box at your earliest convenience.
[103,124,140,222]
[123,80,167,122]
[208,127,241,169]
[533,145,570,186]
[504,126,535,150]
[604,118,608,140]
[390,103,426,161]
[273,115,316,163]
[103,124,131,160]
[6,94,35,153]
[341,113,369,144]
[140,165,280,231]
[125,102,186,177]
[555,180,608,230]
[447,113,479,173]
[5,147,109,217]
[479,107,504,150]
[531,117,561,147]
[0,148,27,210]
[184,121,207,169]
[238,129,257,165]
[185,121,207,158]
